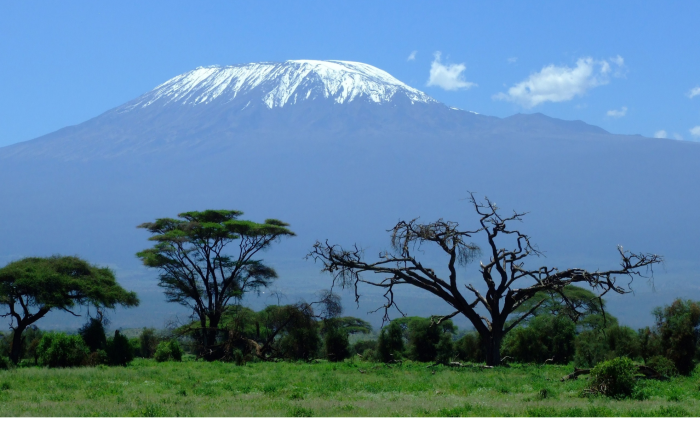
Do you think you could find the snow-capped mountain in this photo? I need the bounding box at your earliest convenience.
[0,59,610,160]
[119,60,438,111]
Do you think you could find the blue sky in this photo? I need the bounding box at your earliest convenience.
[1,0,699,147]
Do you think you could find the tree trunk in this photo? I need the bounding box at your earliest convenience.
[484,332,502,366]
[200,313,221,361]
[9,324,27,365]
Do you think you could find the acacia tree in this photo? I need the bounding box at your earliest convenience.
[136,210,295,360]
[0,256,139,364]
[308,195,662,366]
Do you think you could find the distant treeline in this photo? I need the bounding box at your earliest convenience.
[2,296,699,379]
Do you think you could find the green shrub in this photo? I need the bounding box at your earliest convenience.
[106,330,134,366]
[377,322,404,362]
[503,314,576,364]
[323,319,350,362]
[0,355,12,370]
[85,349,109,366]
[435,334,454,363]
[231,348,245,366]
[455,332,484,363]
[361,348,376,362]
[352,339,378,357]
[588,357,637,398]
[138,328,159,358]
[154,340,183,362]
[575,324,641,367]
[79,317,107,352]
[37,332,89,368]
[645,355,678,378]
[651,299,700,375]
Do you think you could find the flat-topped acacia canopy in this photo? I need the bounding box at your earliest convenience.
[137,209,295,360]
[0,255,139,364]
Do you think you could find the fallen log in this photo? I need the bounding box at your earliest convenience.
[636,365,669,381]
[560,368,591,382]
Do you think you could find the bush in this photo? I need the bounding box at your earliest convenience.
[138,328,159,358]
[435,334,454,363]
[502,314,576,364]
[361,348,376,362]
[574,324,641,367]
[352,339,378,357]
[0,355,12,370]
[37,332,90,368]
[85,349,109,366]
[377,322,404,362]
[323,319,350,362]
[79,317,107,352]
[455,332,484,363]
[106,330,134,366]
[651,299,700,375]
[645,355,678,378]
[154,340,183,362]
[588,357,637,398]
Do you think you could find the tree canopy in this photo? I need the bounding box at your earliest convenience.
[136,209,295,359]
[0,255,139,363]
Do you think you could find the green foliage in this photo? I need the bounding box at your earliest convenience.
[106,331,134,366]
[513,285,606,328]
[319,316,372,335]
[376,316,456,362]
[435,333,455,363]
[589,357,637,398]
[272,306,320,360]
[37,332,90,368]
[138,328,159,359]
[377,321,404,362]
[85,349,109,366]
[645,355,678,378]
[23,327,44,363]
[650,299,700,375]
[0,255,139,312]
[352,340,377,357]
[455,331,484,363]
[0,355,12,370]
[502,314,575,364]
[574,324,641,367]
[154,340,183,362]
[79,317,107,352]
[322,318,350,362]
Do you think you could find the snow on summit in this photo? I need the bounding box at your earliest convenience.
[120,60,437,111]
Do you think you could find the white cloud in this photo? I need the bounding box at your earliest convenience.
[654,130,667,139]
[427,52,476,91]
[688,86,700,99]
[493,57,624,108]
[674,133,684,140]
[690,126,700,137]
[407,51,417,61]
[610,55,625,67]
[606,106,627,118]
[507,57,518,63]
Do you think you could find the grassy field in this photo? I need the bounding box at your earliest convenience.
[1,358,699,417]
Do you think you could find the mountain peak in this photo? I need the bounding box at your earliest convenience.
[118,60,438,112]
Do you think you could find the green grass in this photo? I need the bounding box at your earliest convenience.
[1,359,699,416]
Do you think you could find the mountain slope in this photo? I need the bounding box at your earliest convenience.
[0,60,698,330]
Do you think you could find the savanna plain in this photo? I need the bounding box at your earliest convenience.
[1,358,699,417]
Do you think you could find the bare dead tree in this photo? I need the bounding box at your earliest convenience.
[307,194,662,366]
